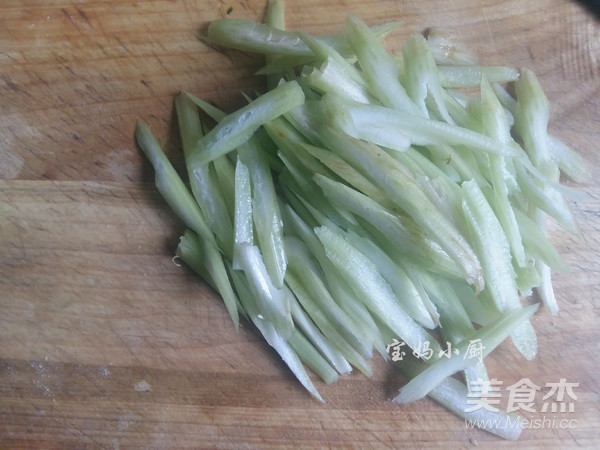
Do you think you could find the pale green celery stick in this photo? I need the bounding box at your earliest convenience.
[335,96,521,158]
[175,93,234,259]
[177,229,214,288]
[302,142,395,210]
[315,225,441,355]
[287,286,352,375]
[344,13,420,115]
[313,173,462,279]
[282,205,388,358]
[441,89,478,128]
[397,358,523,440]
[264,0,286,90]
[462,180,537,360]
[450,280,500,327]
[298,31,367,86]
[402,32,453,123]
[304,62,373,104]
[183,91,227,122]
[394,303,539,404]
[136,122,240,329]
[213,155,236,220]
[298,33,374,104]
[206,18,400,57]
[257,55,319,75]
[346,231,437,329]
[233,157,253,268]
[480,79,527,267]
[426,31,478,66]
[285,236,372,358]
[280,184,319,229]
[177,229,240,330]
[233,159,294,337]
[188,81,304,168]
[513,70,566,313]
[513,207,567,273]
[236,242,294,338]
[237,139,287,288]
[438,65,520,88]
[263,118,337,181]
[135,122,213,241]
[287,329,338,384]
[515,165,579,235]
[277,151,355,228]
[283,100,325,145]
[413,269,490,390]
[514,259,541,297]
[319,127,484,290]
[230,269,323,402]
[514,68,554,172]
[285,270,373,376]
[547,135,591,182]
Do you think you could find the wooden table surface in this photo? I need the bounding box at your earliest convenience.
[1,0,599,447]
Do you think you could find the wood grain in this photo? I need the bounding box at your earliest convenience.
[1,0,599,447]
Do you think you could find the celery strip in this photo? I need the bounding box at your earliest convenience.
[239,138,287,288]
[287,287,353,375]
[319,127,484,290]
[438,66,520,88]
[285,271,373,376]
[332,96,522,158]
[175,93,234,259]
[394,304,539,403]
[206,18,400,58]
[315,225,440,355]
[188,81,305,167]
[344,14,419,115]
[177,229,241,330]
[398,359,522,440]
[236,243,294,338]
[230,269,323,401]
[285,236,372,358]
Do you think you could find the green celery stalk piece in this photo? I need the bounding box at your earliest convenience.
[402,32,454,123]
[313,173,462,279]
[135,122,213,241]
[285,236,372,358]
[206,18,400,58]
[287,329,338,385]
[282,204,388,358]
[332,95,523,158]
[188,80,305,168]
[136,122,240,329]
[345,231,438,329]
[438,65,520,88]
[314,225,441,355]
[285,270,373,377]
[479,79,527,267]
[230,268,323,402]
[461,179,538,360]
[233,157,254,268]
[177,229,241,330]
[397,358,522,440]
[287,285,353,375]
[239,137,287,288]
[344,13,420,115]
[175,93,234,259]
[318,127,484,291]
[394,303,539,404]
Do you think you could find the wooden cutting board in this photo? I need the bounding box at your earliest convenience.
[1,0,599,447]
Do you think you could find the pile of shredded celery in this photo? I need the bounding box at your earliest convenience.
[136,0,588,440]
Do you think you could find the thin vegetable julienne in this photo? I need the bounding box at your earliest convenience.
[136,5,586,440]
